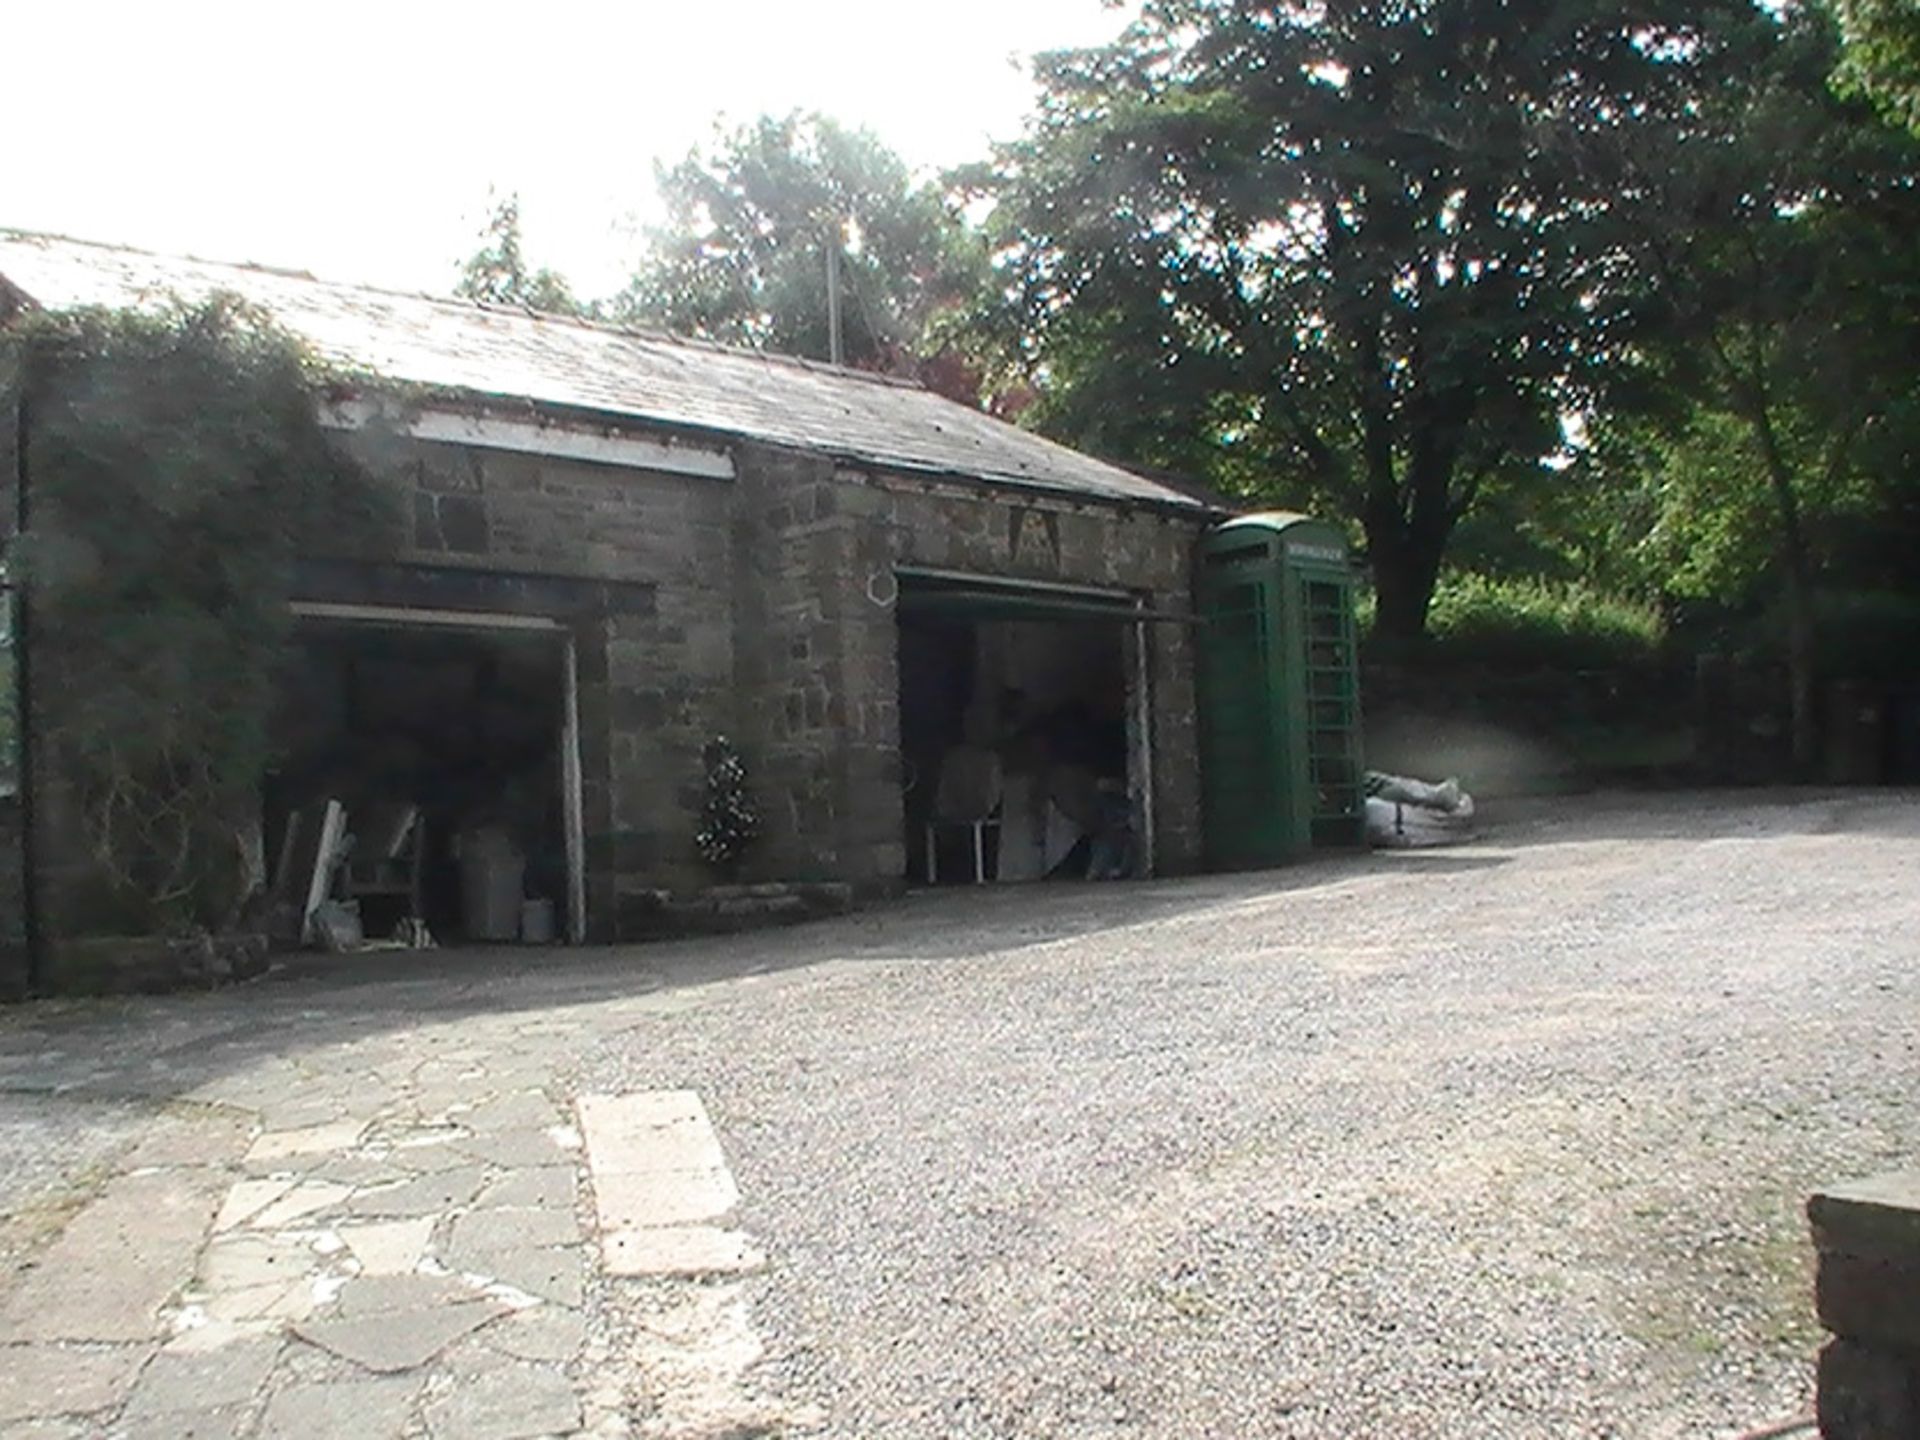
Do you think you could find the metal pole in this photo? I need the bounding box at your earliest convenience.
[825,229,845,367]
[12,380,41,994]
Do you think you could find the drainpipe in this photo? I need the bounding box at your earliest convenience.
[11,382,40,994]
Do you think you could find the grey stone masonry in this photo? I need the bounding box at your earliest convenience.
[1809,1171,1920,1438]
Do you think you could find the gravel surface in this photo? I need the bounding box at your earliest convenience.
[0,789,1911,1438]
[575,790,1920,1439]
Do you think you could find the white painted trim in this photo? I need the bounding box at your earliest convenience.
[290,601,564,633]
[1133,599,1157,878]
[894,565,1135,602]
[323,400,736,480]
[561,637,587,945]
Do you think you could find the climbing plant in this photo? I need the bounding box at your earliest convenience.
[5,295,393,934]
[694,736,760,875]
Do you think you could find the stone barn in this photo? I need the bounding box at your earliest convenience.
[0,231,1219,972]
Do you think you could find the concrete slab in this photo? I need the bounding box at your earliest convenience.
[0,1169,221,1343]
[576,1091,712,1177]
[0,1344,146,1423]
[591,1165,739,1230]
[603,1225,766,1278]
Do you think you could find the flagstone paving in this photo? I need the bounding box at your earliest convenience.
[0,972,798,1439]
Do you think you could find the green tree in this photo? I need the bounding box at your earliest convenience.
[977,0,1744,640]
[455,193,586,316]
[616,113,985,380]
[5,298,391,933]
[1831,0,1920,134]
[1606,3,1920,765]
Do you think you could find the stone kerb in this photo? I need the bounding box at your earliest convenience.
[1809,1171,1920,1438]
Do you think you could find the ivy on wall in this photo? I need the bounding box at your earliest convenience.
[6,295,394,934]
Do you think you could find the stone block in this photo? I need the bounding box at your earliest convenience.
[1817,1337,1920,1440]
[1814,1174,1920,1350]
[1819,1252,1920,1351]
[1813,1173,1920,1264]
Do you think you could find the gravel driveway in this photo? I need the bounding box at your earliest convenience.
[581,790,1918,1438]
[0,789,1913,1438]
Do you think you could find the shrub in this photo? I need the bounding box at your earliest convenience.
[1369,573,1668,671]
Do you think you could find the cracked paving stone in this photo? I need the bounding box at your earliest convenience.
[423,1360,581,1440]
[0,1169,222,1343]
[196,1232,317,1295]
[256,1376,420,1440]
[248,1180,353,1229]
[345,1166,489,1218]
[454,1129,568,1169]
[294,1298,508,1373]
[337,1217,436,1276]
[0,1344,146,1424]
[458,1092,563,1133]
[115,1403,250,1440]
[476,1166,576,1210]
[120,1337,281,1420]
[458,1246,587,1307]
[448,1206,580,1255]
[471,1306,588,1364]
[245,1120,365,1165]
[121,1109,254,1169]
[331,1273,475,1318]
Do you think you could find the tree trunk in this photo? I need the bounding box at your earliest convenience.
[1744,402,1818,772]
[1364,459,1455,647]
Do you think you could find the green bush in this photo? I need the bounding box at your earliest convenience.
[1368,573,1668,670]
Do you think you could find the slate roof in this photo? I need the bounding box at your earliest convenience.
[0,230,1207,512]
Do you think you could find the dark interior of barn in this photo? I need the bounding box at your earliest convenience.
[266,623,570,948]
[897,605,1133,885]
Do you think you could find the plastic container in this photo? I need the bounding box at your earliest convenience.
[520,897,556,944]
[458,828,525,942]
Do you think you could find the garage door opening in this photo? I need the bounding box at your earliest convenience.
[266,605,585,949]
[895,571,1150,885]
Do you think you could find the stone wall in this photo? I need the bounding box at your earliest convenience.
[327,429,742,937]
[18,411,1210,966]
[730,446,1208,890]
[1809,1172,1920,1438]
[0,797,22,997]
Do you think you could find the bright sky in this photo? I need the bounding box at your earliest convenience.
[7,0,1137,301]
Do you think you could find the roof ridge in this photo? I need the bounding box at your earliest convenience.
[0,226,930,394]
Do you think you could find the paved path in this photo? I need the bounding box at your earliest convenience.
[0,790,1914,1438]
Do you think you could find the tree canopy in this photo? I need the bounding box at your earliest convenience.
[975,0,1773,639]
[1831,0,1920,134]
[614,113,985,381]
[455,194,586,317]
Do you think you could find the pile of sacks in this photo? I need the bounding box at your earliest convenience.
[1364,771,1476,848]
